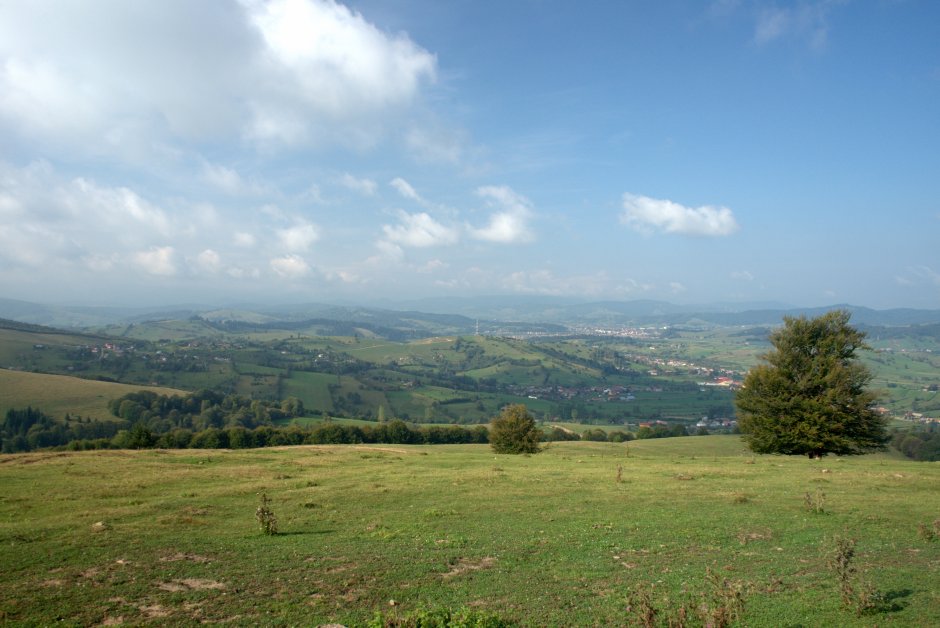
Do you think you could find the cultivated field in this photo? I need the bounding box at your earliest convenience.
[1,437,937,625]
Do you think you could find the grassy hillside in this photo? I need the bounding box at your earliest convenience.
[1,437,937,625]
[0,370,185,421]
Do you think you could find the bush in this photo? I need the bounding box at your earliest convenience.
[489,405,541,455]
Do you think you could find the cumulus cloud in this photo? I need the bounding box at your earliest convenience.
[620,193,739,237]
[0,0,437,154]
[469,186,535,244]
[381,210,458,248]
[340,173,377,196]
[0,161,179,270]
[277,222,320,252]
[731,270,754,281]
[243,0,436,145]
[134,246,177,276]
[195,249,222,274]
[270,254,311,278]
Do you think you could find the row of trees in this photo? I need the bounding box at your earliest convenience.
[108,390,305,431]
[4,404,697,453]
[1,408,120,453]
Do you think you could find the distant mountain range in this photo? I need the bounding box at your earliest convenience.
[1,296,938,331]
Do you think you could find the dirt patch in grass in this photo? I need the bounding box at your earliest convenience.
[159,552,212,564]
[156,579,225,592]
[138,604,171,618]
[442,557,496,579]
[737,528,773,545]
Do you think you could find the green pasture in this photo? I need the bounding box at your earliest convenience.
[282,371,336,412]
[1,437,938,626]
[0,369,185,422]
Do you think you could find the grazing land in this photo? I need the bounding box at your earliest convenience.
[0,369,185,422]
[1,437,937,626]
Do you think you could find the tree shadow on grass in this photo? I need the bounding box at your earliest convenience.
[868,588,914,614]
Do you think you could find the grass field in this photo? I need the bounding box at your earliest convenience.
[0,369,185,421]
[1,437,937,626]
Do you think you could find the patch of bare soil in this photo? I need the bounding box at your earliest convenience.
[160,552,212,564]
[156,579,225,592]
[442,557,497,579]
[138,604,170,618]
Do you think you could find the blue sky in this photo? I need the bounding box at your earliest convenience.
[1,0,938,309]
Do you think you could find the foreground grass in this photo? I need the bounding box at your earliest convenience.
[1,436,938,626]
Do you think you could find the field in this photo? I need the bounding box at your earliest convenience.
[1,437,938,626]
[0,370,185,422]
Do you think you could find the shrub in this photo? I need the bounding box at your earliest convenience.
[255,492,278,535]
[489,405,540,455]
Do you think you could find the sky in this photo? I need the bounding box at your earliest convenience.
[1,0,938,310]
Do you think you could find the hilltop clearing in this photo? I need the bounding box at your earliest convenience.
[0,437,937,625]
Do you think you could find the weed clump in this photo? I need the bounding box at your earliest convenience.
[626,569,747,627]
[916,519,940,542]
[828,536,885,615]
[255,492,278,536]
[803,490,826,514]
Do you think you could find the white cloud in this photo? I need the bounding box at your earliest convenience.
[270,254,311,278]
[620,193,739,237]
[243,0,436,146]
[374,239,405,262]
[234,232,257,248]
[227,266,261,279]
[0,161,179,270]
[731,270,754,281]
[390,177,423,203]
[0,0,437,155]
[134,246,177,276]
[469,185,535,244]
[71,178,173,236]
[340,173,377,196]
[277,222,320,252]
[201,161,265,196]
[195,249,222,274]
[381,210,458,248]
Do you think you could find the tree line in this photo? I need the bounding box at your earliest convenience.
[891,425,940,461]
[1,398,704,453]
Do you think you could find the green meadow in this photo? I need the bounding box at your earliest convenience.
[0,370,185,422]
[1,437,937,626]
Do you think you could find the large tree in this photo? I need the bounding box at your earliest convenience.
[735,310,887,458]
[489,404,541,454]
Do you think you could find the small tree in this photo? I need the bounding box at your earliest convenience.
[489,404,541,454]
[735,310,887,458]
